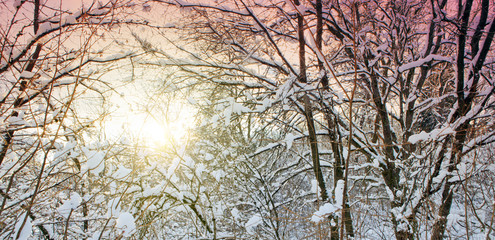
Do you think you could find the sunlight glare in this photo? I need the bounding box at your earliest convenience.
[104,98,195,149]
[126,111,191,147]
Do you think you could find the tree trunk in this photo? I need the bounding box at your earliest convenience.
[294,0,329,201]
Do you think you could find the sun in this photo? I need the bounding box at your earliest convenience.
[126,111,191,148]
[103,97,195,149]
[100,69,196,149]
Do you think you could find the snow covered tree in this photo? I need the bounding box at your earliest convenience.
[2,0,494,239]
[0,0,142,239]
[137,0,362,238]
[140,0,495,239]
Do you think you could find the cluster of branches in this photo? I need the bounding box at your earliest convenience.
[127,0,495,239]
[2,0,495,239]
[0,0,152,239]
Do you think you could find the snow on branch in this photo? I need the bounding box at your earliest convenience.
[398,54,451,73]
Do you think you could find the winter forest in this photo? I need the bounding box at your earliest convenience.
[1,0,495,239]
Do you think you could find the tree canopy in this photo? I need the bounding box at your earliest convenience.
[1,0,494,239]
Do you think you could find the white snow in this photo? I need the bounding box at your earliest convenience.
[7,115,27,125]
[116,212,136,237]
[223,106,232,125]
[398,54,451,73]
[256,97,273,112]
[204,153,214,161]
[245,213,262,234]
[447,213,461,228]
[187,96,197,105]
[245,91,254,100]
[284,133,297,150]
[211,170,225,181]
[231,207,240,220]
[334,180,344,207]
[275,77,295,100]
[408,127,456,144]
[107,197,122,216]
[38,22,52,34]
[311,180,318,194]
[195,163,205,176]
[14,213,32,240]
[449,162,471,182]
[112,166,132,179]
[231,101,249,115]
[53,141,77,160]
[142,185,163,198]
[166,157,180,178]
[373,155,387,169]
[408,131,430,144]
[87,231,102,240]
[20,71,36,78]
[63,14,77,25]
[86,151,105,175]
[184,155,194,168]
[311,203,339,223]
[253,142,281,155]
[385,186,395,202]
[58,192,82,218]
